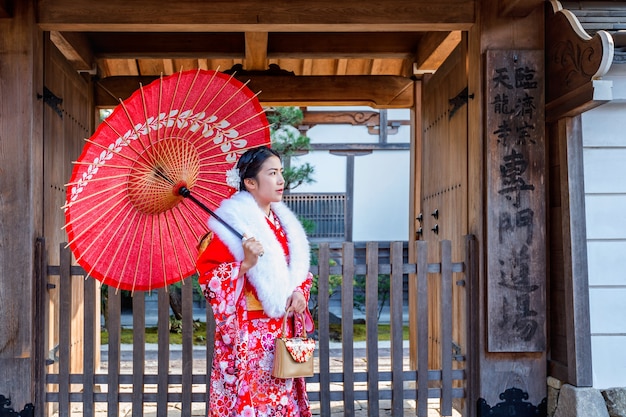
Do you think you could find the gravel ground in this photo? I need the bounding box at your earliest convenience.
[50,343,462,417]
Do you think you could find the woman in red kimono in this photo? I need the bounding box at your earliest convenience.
[197,146,314,417]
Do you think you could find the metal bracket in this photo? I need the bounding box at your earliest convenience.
[78,65,98,75]
[452,341,465,362]
[449,86,474,119]
[478,388,547,417]
[47,344,59,366]
[222,63,295,77]
[37,87,63,119]
[0,395,34,417]
[367,121,403,136]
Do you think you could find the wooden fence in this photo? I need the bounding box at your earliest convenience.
[43,238,475,417]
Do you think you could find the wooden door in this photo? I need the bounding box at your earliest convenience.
[409,38,469,379]
[43,36,93,400]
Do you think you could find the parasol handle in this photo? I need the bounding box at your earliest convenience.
[178,186,244,240]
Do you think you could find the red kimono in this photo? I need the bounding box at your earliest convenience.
[197,192,313,417]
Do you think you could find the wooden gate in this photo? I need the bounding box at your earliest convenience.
[41,238,475,417]
[411,35,470,415]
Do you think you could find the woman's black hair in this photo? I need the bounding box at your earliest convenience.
[237,146,281,191]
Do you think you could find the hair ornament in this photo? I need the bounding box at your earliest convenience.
[225,166,241,190]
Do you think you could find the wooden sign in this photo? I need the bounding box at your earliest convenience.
[486,50,546,352]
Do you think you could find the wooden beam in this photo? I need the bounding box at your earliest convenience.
[86,32,245,59]
[311,143,409,151]
[95,75,414,108]
[38,0,475,31]
[300,110,410,135]
[245,32,268,71]
[413,31,462,74]
[499,0,543,17]
[67,32,420,60]
[252,74,414,109]
[49,31,94,71]
[545,80,611,123]
[267,32,421,59]
[302,110,381,127]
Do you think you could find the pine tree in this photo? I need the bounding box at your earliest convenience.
[266,107,315,191]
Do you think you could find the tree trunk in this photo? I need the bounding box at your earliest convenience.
[169,286,183,320]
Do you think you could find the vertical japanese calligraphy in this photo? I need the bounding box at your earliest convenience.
[486,50,546,352]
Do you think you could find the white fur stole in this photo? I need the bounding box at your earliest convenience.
[207,191,310,318]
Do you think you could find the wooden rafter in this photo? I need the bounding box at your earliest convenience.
[245,32,268,71]
[413,31,462,74]
[267,32,421,59]
[49,31,94,71]
[37,0,477,79]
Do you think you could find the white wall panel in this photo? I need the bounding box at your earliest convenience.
[582,68,626,389]
[290,151,346,193]
[587,241,626,286]
[584,195,626,240]
[583,149,626,193]
[582,102,626,147]
[352,151,410,241]
[589,288,626,333]
[591,336,626,389]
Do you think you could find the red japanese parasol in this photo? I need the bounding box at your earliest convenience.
[63,69,270,292]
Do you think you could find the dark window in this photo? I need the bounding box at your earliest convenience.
[283,193,346,240]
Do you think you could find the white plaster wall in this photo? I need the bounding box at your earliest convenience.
[352,150,410,241]
[585,195,626,239]
[290,151,347,194]
[587,241,626,286]
[288,106,411,242]
[591,336,626,389]
[581,65,626,388]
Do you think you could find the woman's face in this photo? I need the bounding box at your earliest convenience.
[244,155,285,209]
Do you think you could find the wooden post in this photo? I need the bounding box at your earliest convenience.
[555,116,593,386]
[0,0,44,410]
[467,1,547,413]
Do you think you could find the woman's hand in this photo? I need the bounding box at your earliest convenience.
[285,290,307,314]
[239,234,264,277]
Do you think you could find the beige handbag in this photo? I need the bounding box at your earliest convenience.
[272,312,315,378]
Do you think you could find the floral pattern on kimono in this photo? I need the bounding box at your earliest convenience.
[198,201,313,417]
[201,261,313,417]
